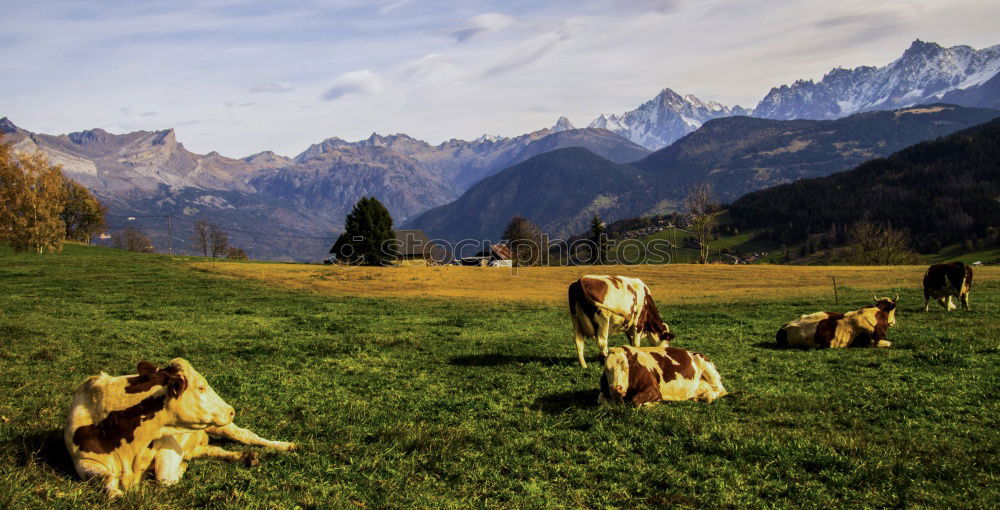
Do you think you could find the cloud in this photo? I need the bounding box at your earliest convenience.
[320,70,384,101]
[482,21,581,77]
[451,13,516,43]
[138,111,157,117]
[379,0,411,14]
[249,82,293,93]
[224,101,256,108]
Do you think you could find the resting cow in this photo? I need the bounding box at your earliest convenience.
[598,345,727,406]
[568,275,674,368]
[776,295,898,349]
[923,262,973,311]
[64,358,295,497]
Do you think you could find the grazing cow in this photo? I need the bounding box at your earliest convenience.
[65,359,295,497]
[568,275,674,368]
[923,262,973,311]
[776,295,898,349]
[598,345,727,406]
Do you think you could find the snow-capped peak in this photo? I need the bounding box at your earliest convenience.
[587,88,746,150]
[551,116,575,132]
[754,39,1000,120]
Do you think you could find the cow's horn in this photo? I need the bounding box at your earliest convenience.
[893,292,899,302]
[872,293,878,303]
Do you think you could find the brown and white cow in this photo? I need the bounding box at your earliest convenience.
[776,295,898,349]
[598,345,728,406]
[65,359,295,497]
[568,275,674,368]
[923,262,973,311]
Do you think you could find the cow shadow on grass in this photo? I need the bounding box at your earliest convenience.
[6,428,78,479]
[753,341,786,350]
[449,354,580,367]
[532,390,599,415]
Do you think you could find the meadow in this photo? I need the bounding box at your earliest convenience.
[1,244,997,508]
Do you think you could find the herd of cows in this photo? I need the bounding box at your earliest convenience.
[568,261,974,407]
[61,262,975,497]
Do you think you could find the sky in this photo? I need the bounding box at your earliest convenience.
[2,0,998,158]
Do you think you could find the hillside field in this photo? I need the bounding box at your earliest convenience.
[1,245,998,508]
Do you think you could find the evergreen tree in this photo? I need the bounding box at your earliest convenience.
[588,215,609,265]
[333,197,397,266]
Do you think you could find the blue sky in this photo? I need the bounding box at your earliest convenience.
[2,0,998,157]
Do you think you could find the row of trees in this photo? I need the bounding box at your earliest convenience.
[0,142,106,252]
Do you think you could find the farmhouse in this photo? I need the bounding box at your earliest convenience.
[457,243,513,267]
[392,229,445,266]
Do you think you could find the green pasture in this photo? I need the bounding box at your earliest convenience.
[0,244,997,508]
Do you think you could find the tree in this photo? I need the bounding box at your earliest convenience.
[191,220,210,257]
[683,183,719,264]
[502,216,548,266]
[225,246,248,260]
[112,228,154,253]
[588,215,609,265]
[331,197,397,266]
[847,220,916,265]
[61,180,106,243]
[0,143,68,253]
[208,224,229,258]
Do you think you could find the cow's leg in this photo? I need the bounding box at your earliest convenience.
[121,446,156,491]
[627,328,643,348]
[695,358,728,402]
[189,444,258,466]
[876,340,892,348]
[152,435,188,485]
[76,459,123,498]
[946,296,956,311]
[206,423,297,451]
[596,316,611,363]
[923,293,931,312]
[961,292,970,311]
[574,331,588,368]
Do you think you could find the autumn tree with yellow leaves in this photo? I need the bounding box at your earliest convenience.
[0,142,70,253]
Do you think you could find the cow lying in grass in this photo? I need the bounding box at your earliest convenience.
[65,358,295,497]
[569,275,674,368]
[776,295,898,349]
[599,345,728,406]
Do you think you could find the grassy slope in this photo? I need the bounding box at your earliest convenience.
[1,245,998,508]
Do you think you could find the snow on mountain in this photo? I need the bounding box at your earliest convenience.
[754,40,1000,120]
[551,116,575,132]
[587,88,750,150]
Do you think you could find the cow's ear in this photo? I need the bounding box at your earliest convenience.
[166,373,187,398]
[136,361,157,375]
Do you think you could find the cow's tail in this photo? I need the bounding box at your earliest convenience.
[568,280,596,338]
[776,327,789,348]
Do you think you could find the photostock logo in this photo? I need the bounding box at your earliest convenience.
[326,232,674,275]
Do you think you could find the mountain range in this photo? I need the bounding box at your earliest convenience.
[2,39,998,260]
[406,105,1000,241]
[584,40,1000,150]
[0,117,646,260]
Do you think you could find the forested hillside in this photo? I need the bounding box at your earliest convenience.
[729,118,1000,252]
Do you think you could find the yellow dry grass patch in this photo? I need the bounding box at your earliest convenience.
[190,261,999,306]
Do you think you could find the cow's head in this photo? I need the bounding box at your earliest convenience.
[602,349,631,402]
[872,293,898,326]
[640,294,674,345]
[161,358,235,429]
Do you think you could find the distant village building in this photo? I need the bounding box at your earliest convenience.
[326,229,445,266]
[457,243,512,267]
[393,229,446,266]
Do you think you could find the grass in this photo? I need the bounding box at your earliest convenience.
[1,244,998,508]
